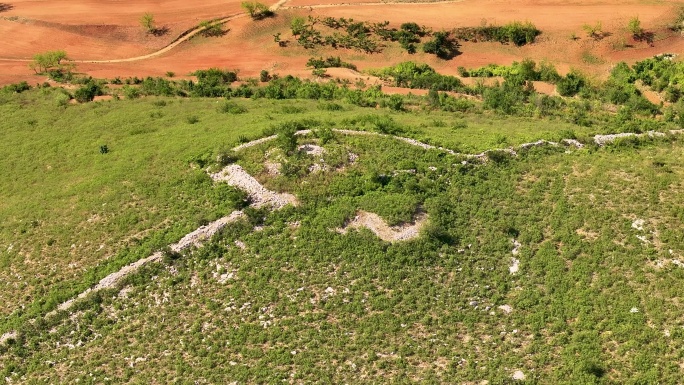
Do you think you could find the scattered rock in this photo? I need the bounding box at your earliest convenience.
[264,161,281,175]
[298,144,325,156]
[498,305,513,314]
[632,219,645,231]
[594,131,667,146]
[509,258,520,275]
[0,331,17,345]
[512,370,525,380]
[511,239,521,256]
[217,272,235,284]
[562,138,584,148]
[171,211,245,253]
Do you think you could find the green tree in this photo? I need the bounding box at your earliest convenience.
[29,50,70,74]
[423,31,460,59]
[312,68,327,78]
[276,122,298,154]
[290,17,307,37]
[140,13,155,33]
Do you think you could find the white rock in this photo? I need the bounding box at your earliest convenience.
[498,305,513,314]
[636,235,649,244]
[632,219,645,231]
[509,258,520,274]
[512,370,525,380]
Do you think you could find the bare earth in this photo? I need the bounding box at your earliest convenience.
[0,0,682,85]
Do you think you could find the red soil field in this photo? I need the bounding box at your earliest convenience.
[0,0,682,86]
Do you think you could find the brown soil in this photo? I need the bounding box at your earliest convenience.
[0,0,681,85]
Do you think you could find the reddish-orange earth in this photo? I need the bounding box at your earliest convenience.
[0,0,683,86]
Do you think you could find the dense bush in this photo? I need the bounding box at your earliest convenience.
[191,68,238,97]
[452,21,540,46]
[375,62,465,92]
[556,72,586,97]
[460,60,560,83]
[293,16,381,53]
[423,31,459,59]
[218,101,248,114]
[2,81,31,94]
[140,77,176,96]
[438,93,476,112]
[306,56,357,71]
[482,78,531,114]
[74,80,104,103]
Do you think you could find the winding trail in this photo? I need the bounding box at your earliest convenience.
[0,13,245,63]
[0,0,462,63]
[280,0,465,9]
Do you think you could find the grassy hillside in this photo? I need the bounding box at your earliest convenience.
[2,87,684,383]
[0,87,597,316]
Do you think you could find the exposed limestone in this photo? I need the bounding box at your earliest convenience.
[337,210,428,242]
[210,164,297,209]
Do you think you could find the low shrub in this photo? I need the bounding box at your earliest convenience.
[218,101,248,114]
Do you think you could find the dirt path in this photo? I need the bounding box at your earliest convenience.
[281,0,464,9]
[270,0,291,11]
[0,12,244,63]
[0,0,461,63]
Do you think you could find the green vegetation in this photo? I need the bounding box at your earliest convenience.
[628,16,643,38]
[198,20,227,37]
[372,61,465,92]
[140,12,155,33]
[29,50,74,81]
[4,52,684,383]
[451,21,541,46]
[458,59,561,83]
[2,83,684,383]
[422,31,460,59]
[668,6,684,32]
[241,1,273,20]
[306,56,358,71]
[583,21,604,40]
[289,17,538,56]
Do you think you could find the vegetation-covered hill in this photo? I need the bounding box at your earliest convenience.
[2,65,684,383]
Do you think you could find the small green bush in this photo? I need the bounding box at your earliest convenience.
[218,101,248,114]
[74,81,104,103]
[557,72,586,97]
